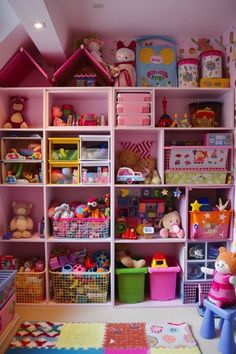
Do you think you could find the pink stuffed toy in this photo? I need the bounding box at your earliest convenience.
[114,40,136,87]
[159,211,185,238]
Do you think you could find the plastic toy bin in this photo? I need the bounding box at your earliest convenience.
[15,270,46,303]
[148,258,180,300]
[189,210,232,239]
[0,293,16,336]
[49,270,110,303]
[115,267,148,303]
[0,270,17,309]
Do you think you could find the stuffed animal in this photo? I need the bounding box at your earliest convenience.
[10,202,34,238]
[201,247,236,307]
[3,96,28,128]
[117,149,140,171]
[116,250,146,268]
[52,105,66,126]
[114,40,136,87]
[53,203,75,220]
[134,157,161,184]
[84,37,106,66]
[159,211,185,238]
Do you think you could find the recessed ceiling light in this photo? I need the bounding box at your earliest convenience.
[33,22,46,30]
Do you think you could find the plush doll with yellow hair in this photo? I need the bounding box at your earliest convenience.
[201,247,236,307]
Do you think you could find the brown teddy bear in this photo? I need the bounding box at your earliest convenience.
[117,149,140,172]
[134,157,161,184]
[3,96,28,128]
[10,202,34,238]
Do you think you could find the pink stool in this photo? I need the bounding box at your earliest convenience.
[200,299,236,354]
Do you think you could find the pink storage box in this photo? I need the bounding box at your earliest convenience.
[117,115,151,126]
[0,293,16,335]
[116,102,150,114]
[148,258,180,300]
[117,93,151,102]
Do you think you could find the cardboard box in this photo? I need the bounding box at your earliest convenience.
[200,77,230,88]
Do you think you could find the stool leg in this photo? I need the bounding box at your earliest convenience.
[200,308,216,339]
[219,317,224,331]
[218,319,235,354]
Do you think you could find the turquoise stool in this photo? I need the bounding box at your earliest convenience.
[200,299,236,354]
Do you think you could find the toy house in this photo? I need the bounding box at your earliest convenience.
[52,45,113,87]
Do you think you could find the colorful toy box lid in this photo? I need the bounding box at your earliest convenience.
[136,36,177,87]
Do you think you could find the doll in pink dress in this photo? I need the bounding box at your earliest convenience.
[201,247,236,307]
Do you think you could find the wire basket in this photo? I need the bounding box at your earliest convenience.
[15,270,46,303]
[52,218,109,239]
[49,270,110,303]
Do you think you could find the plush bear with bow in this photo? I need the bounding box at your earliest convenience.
[114,40,136,87]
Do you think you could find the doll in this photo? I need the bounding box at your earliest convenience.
[201,247,236,307]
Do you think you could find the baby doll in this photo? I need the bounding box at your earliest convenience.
[201,247,236,307]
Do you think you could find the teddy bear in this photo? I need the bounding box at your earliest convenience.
[3,96,28,128]
[159,211,185,238]
[117,149,140,172]
[114,40,136,87]
[116,250,146,268]
[52,105,66,126]
[10,202,34,239]
[134,157,161,184]
[201,247,236,307]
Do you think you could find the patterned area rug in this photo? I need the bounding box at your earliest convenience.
[6,321,201,353]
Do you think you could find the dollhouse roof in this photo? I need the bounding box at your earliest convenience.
[0,47,51,87]
[52,44,113,86]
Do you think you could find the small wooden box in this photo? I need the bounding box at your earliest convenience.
[200,77,230,88]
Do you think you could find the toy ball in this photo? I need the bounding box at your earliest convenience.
[75,204,87,218]
[73,263,86,273]
[93,250,110,269]
[62,264,73,273]
[62,167,72,176]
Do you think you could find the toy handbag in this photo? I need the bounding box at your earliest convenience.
[136,36,177,87]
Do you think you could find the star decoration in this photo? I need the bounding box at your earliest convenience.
[219,213,227,222]
[190,200,202,212]
[161,189,169,196]
[173,187,182,199]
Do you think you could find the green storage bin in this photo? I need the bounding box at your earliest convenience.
[116,267,148,303]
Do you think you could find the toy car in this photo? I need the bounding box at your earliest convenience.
[116,167,145,184]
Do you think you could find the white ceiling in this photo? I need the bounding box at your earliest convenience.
[2,0,236,66]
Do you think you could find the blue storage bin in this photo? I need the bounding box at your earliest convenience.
[136,36,177,87]
[0,270,17,309]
